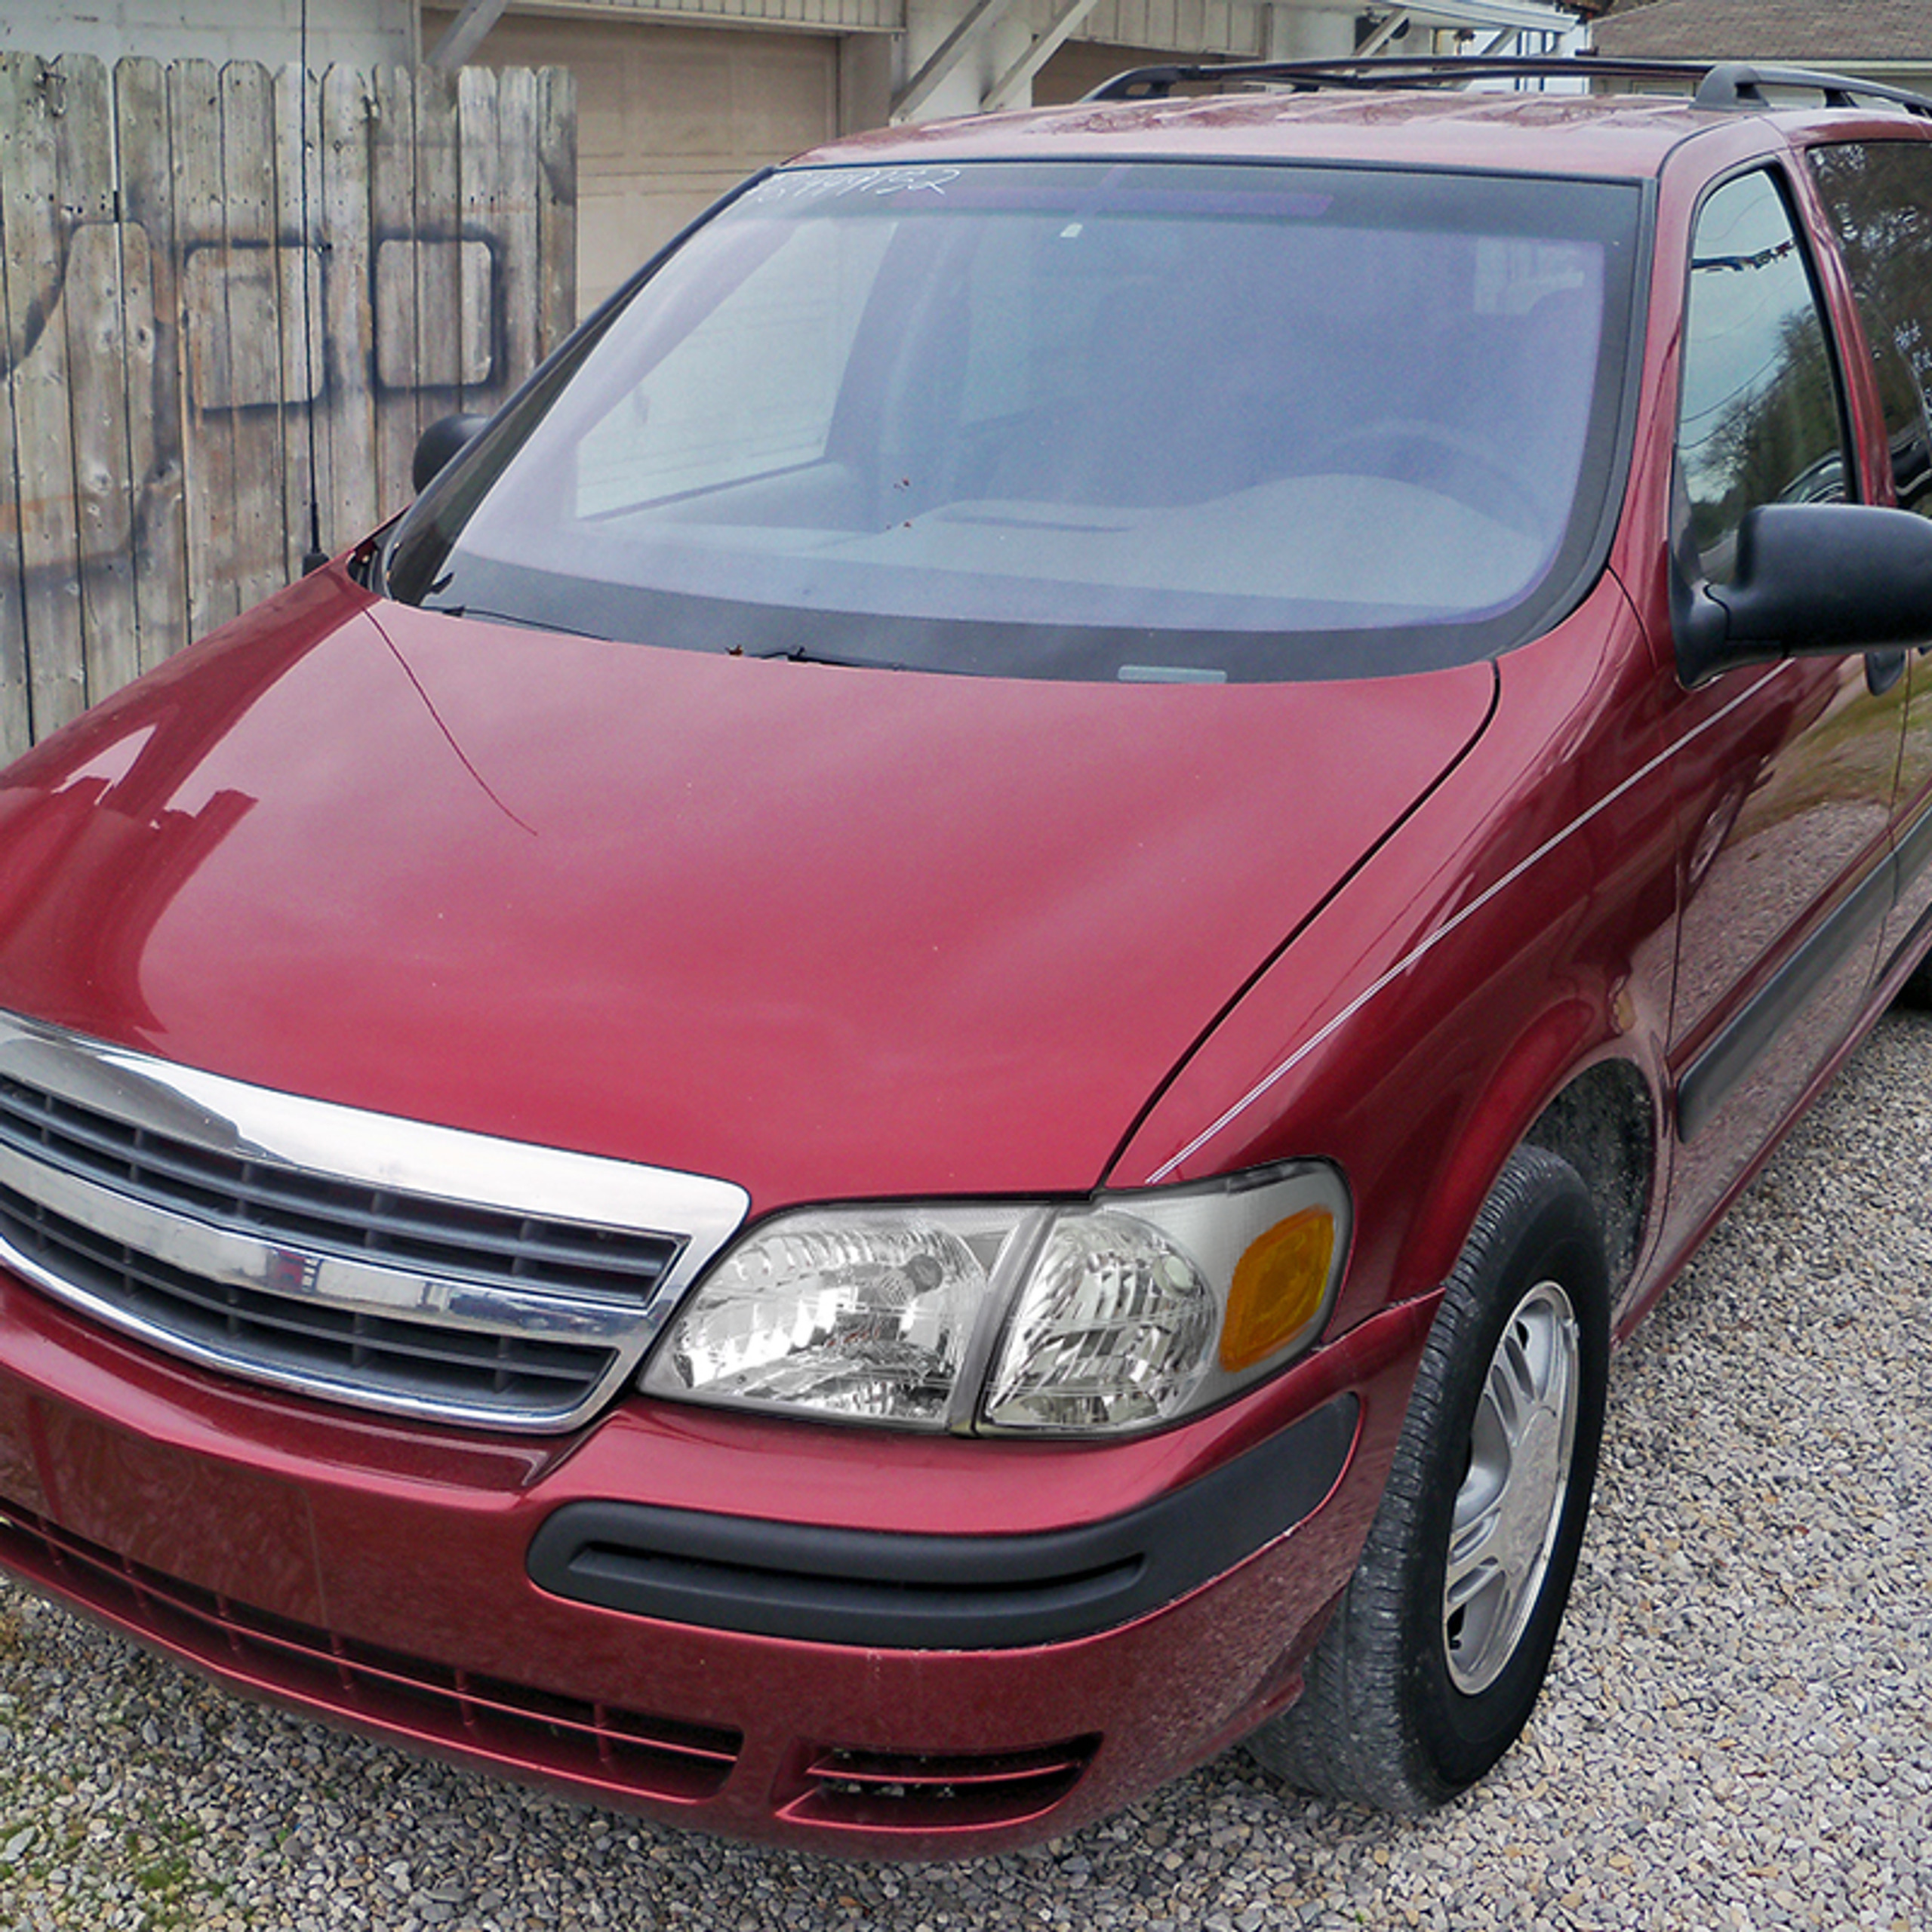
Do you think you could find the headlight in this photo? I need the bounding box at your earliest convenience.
[640,1162,1348,1435]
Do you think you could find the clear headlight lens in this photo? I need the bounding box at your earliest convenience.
[641,1162,1349,1436]
[981,1211,1217,1431]
[639,1210,1014,1426]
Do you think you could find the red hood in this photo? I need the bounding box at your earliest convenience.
[0,569,1494,1208]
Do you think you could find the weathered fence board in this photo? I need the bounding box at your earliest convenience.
[538,67,577,358]
[0,160,28,762]
[369,65,420,521]
[222,61,287,617]
[54,58,142,715]
[116,57,192,679]
[459,65,504,415]
[412,66,466,451]
[0,50,577,748]
[321,63,381,548]
[2,57,88,739]
[175,57,242,641]
[0,64,38,762]
[500,66,541,410]
[274,62,325,579]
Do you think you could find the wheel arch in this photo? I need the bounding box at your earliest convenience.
[1389,1008,1666,1328]
[1245,1141,1614,1809]
[1518,1056,1658,1307]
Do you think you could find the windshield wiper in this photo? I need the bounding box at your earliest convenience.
[423,603,608,638]
[750,644,908,672]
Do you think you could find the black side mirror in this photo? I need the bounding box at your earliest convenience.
[412,413,493,494]
[1675,503,1932,685]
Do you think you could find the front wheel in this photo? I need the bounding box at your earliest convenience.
[1247,1147,1609,1811]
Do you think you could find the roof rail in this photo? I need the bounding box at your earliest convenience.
[1693,60,1932,116]
[1082,53,1932,120]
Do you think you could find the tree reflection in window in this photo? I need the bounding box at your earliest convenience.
[1678,171,1847,579]
[1808,141,1932,515]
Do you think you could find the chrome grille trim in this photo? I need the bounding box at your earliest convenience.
[0,1011,749,1431]
[0,1075,677,1294]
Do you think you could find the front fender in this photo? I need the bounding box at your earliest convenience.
[1110,582,1678,1334]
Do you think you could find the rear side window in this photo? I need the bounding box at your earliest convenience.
[1677,169,1849,578]
[1807,140,1932,514]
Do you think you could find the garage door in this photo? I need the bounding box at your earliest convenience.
[426,12,839,314]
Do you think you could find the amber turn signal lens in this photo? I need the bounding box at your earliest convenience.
[1218,1207,1337,1373]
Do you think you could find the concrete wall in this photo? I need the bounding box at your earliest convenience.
[0,1,416,68]
[1269,5,1356,57]
[903,0,1035,120]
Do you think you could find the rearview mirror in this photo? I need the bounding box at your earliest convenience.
[1673,503,1932,685]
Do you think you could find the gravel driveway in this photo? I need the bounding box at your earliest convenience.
[2,1014,1928,1932]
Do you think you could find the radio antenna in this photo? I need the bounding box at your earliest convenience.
[298,0,328,573]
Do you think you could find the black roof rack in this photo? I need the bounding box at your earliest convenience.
[1082,54,1932,121]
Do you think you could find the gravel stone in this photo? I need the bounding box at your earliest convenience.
[3,1014,1931,1928]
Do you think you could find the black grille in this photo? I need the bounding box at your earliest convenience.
[0,1074,683,1298]
[0,1071,698,1423]
[786,1739,1096,1831]
[0,1177,617,1416]
[0,1498,743,1804]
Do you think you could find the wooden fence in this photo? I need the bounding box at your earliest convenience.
[0,53,576,756]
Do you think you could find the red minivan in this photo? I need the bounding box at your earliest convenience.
[5,54,1932,1856]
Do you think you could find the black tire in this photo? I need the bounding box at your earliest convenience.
[1246,1146,1609,1813]
[1895,952,1932,1008]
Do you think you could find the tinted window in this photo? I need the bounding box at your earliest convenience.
[1678,170,1849,578]
[1807,140,1932,513]
[386,162,1641,682]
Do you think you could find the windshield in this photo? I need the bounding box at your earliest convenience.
[384,160,1641,681]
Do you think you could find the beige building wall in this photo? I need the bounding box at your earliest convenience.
[0,0,415,66]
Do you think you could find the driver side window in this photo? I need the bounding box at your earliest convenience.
[1807,140,1932,516]
[1677,170,1850,580]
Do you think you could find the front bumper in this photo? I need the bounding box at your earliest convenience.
[0,1268,1432,1856]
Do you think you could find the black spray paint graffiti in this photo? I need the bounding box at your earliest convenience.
[177,228,509,410]
[2,219,511,410]
[1,214,518,746]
